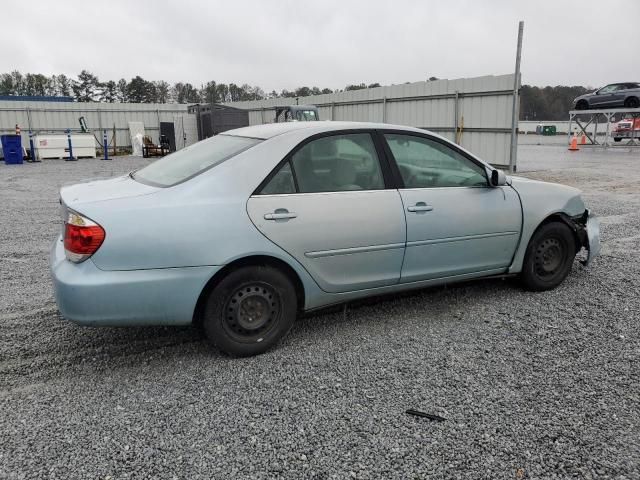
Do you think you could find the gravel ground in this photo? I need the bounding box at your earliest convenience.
[0,145,639,479]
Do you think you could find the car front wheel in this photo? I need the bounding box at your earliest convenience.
[575,100,588,110]
[203,265,297,356]
[521,222,577,291]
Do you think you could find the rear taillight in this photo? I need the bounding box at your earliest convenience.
[63,210,105,263]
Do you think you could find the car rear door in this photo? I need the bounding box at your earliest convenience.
[610,84,632,106]
[246,131,406,293]
[380,131,522,283]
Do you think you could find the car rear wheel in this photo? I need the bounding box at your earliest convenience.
[203,265,297,356]
[521,222,576,291]
[624,97,639,109]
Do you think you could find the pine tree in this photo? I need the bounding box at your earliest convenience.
[116,79,128,102]
[154,81,170,103]
[57,74,73,97]
[100,81,117,102]
[72,70,100,102]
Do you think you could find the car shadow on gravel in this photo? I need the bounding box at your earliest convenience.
[293,276,519,333]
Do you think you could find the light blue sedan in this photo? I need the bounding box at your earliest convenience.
[51,122,600,356]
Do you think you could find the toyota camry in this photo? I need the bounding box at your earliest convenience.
[51,122,600,356]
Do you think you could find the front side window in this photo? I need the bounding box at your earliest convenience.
[132,134,261,187]
[384,134,487,188]
[598,84,619,94]
[260,133,385,194]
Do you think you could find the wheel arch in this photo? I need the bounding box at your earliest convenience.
[624,95,639,107]
[509,207,587,274]
[192,255,306,326]
[529,212,582,253]
[576,99,589,109]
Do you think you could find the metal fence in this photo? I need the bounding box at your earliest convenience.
[0,101,199,152]
[227,74,519,169]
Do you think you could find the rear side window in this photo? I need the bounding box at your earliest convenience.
[259,133,385,194]
[260,161,296,194]
[132,135,261,187]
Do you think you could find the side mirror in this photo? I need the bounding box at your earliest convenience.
[490,169,507,187]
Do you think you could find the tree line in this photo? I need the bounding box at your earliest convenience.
[520,85,592,121]
[0,70,592,120]
[0,70,381,105]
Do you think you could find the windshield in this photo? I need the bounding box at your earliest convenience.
[295,110,318,121]
[132,135,262,187]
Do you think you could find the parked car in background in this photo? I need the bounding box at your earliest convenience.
[573,82,640,110]
[612,117,640,142]
[51,122,600,357]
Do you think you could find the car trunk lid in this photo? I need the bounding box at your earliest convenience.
[60,174,160,210]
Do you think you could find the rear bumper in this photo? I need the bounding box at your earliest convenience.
[50,237,221,326]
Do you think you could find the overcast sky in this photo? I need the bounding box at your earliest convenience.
[3,0,638,91]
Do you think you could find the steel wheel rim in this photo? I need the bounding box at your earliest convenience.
[223,282,281,342]
[534,237,565,278]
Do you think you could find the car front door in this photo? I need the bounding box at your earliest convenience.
[591,84,620,107]
[246,131,406,293]
[381,132,522,283]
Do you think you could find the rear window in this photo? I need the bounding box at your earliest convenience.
[132,135,261,187]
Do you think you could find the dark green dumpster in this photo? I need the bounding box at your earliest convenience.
[535,124,557,136]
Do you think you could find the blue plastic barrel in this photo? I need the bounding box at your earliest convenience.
[1,135,23,164]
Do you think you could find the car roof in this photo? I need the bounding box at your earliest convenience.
[276,105,317,111]
[223,121,428,140]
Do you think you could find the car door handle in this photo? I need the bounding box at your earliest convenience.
[264,210,297,220]
[407,203,434,213]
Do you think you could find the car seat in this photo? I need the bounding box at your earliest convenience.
[294,147,325,192]
[332,160,361,190]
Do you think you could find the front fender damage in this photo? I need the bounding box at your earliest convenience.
[563,209,601,266]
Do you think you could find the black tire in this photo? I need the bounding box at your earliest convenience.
[575,100,588,110]
[614,137,622,142]
[521,222,576,291]
[203,265,297,357]
[624,97,639,109]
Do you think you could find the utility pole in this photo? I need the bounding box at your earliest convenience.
[509,21,524,173]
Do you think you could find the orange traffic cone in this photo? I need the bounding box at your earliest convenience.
[580,133,587,145]
[569,134,579,151]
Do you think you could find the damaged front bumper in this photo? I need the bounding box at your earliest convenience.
[573,209,600,266]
